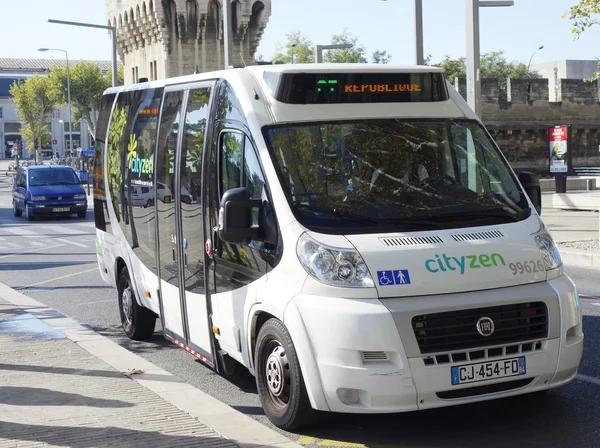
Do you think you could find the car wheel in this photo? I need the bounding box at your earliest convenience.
[117,266,156,341]
[77,212,87,219]
[13,201,22,217]
[163,195,171,204]
[25,203,34,221]
[255,318,315,430]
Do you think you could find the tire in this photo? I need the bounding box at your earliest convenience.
[77,212,87,219]
[13,201,22,217]
[255,318,314,430]
[117,266,156,341]
[145,199,154,208]
[25,203,34,221]
[163,195,171,204]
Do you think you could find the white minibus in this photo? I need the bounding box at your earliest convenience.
[94,64,583,430]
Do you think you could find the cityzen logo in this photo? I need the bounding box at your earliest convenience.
[129,155,153,176]
[425,253,506,275]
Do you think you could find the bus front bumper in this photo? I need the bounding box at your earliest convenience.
[285,274,583,413]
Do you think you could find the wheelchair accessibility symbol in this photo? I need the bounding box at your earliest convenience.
[377,270,411,286]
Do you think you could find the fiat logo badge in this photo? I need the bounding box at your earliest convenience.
[476,316,495,337]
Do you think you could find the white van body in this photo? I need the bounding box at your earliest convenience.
[94,64,583,430]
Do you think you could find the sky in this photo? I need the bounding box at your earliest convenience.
[1,0,598,67]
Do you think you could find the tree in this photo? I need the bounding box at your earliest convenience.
[47,62,123,142]
[372,50,392,64]
[323,29,368,63]
[272,31,314,64]
[9,75,55,161]
[565,0,600,37]
[565,1,600,79]
[430,51,541,100]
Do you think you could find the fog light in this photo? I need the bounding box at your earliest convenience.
[337,388,360,405]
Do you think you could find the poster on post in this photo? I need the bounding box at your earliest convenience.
[549,126,569,173]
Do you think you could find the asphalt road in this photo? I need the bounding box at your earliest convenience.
[0,176,599,448]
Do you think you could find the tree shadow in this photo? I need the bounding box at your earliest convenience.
[0,386,133,408]
[0,421,238,447]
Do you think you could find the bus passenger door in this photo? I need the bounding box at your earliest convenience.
[177,84,215,365]
[155,88,186,342]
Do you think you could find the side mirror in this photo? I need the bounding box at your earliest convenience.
[518,171,542,215]
[218,187,261,245]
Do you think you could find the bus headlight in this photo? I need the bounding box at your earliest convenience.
[534,223,562,271]
[296,232,374,288]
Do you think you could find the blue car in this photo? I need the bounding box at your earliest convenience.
[12,165,88,221]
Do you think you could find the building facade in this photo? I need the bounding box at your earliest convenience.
[530,59,599,102]
[105,0,271,84]
[0,58,115,159]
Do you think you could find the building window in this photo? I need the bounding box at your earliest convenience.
[0,107,3,119]
[132,66,139,83]
[149,61,158,81]
[153,61,158,80]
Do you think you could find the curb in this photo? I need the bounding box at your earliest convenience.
[561,248,600,270]
[0,281,300,448]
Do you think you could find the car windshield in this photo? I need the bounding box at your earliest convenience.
[264,119,530,233]
[28,168,80,186]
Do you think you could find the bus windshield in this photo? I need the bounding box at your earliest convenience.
[264,119,531,233]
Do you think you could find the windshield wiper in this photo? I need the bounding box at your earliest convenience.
[293,203,379,225]
[378,215,442,230]
[434,205,528,222]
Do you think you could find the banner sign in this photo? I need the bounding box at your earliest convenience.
[549,126,569,173]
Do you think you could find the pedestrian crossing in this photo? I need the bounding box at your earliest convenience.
[0,222,95,251]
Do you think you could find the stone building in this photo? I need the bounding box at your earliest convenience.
[105,0,271,84]
[456,76,600,175]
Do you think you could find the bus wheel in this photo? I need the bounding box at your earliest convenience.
[255,318,314,430]
[117,266,156,341]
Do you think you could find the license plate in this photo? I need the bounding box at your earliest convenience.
[451,357,526,385]
[52,207,70,212]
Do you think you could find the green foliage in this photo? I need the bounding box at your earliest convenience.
[9,75,55,161]
[269,29,390,64]
[272,31,315,64]
[47,62,123,140]
[565,0,600,36]
[430,51,541,101]
[372,50,392,64]
[324,29,368,63]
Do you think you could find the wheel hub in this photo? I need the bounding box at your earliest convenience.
[266,345,287,397]
[122,286,133,325]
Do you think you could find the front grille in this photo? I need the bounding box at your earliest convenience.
[436,378,533,399]
[423,341,543,366]
[412,302,548,354]
[46,196,74,200]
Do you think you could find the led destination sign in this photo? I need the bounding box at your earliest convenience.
[264,72,448,104]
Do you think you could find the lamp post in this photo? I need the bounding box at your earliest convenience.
[315,44,353,63]
[223,0,232,67]
[38,48,72,158]
[291,44,297,64]
[527,45,544,72]
[48,19,117,87]
[380,0,424,65]
[466,0,514,117]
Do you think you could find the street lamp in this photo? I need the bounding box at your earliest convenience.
[38,47,72,158]
[466,0,514,117]
[315,44,353,63]
[527,45,544,72]
[48,19,117,87]
[380,0,424,65]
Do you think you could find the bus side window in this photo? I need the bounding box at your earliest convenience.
[219,131,243,196]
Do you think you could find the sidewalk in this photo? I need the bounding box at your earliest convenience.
[541,192,600,269]
[0,283,299,448]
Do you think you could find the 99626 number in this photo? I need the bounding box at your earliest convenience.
[509,260,545,276]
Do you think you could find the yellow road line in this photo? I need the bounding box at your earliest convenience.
[296,437,318,445]
[317,440,367,447]
[19,267,98,289]
[0,244,64,260]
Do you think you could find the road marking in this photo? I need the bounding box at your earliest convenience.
[55,238,89,248]
[77,299,114,305]
[0,244,64,259]
[576,374,600,386]
[29,241,46,247]
[16,267,98,290]
[297,438,317,445]
[51,225,92,235]
[2,227,38,237]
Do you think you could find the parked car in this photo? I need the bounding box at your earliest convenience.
[124,184,154,208]
[156,181,193,204]
[12,165,88,220]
